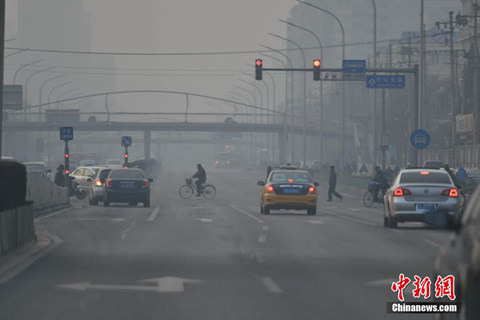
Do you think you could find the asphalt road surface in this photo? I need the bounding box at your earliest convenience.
[0,169,452,320]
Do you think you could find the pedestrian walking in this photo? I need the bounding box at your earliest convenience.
[328,165,343,202]
[54,164,66,187]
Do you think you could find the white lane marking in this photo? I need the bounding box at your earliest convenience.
[229,205,264,224]
[308,220,323,225]
[148,207,160,222]
[256,254,266,264]
[391,229,406,235]
[367,278,397,286]
[70,218,125,222]
[260,277,283,294]
[196,218,213,223]
[262,225,269,231]
[348,208,361,211]
[120,221,136,240]
[120,233,127,240]
[258,235,267,243]
[338,215,375,226]
[422,239,440,247]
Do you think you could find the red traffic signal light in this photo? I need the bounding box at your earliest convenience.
[313,59,321,81]
[65,153,69,158]
[65,169,70,175]
[255,59,263,80]
[124,153,129,158]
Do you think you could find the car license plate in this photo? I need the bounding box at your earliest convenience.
[121,183,135,189]
[416,204,436,212]
[283,188,301,194]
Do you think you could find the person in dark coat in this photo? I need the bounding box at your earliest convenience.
[359,163,368,175]
[192,163,207,196]
[54,164,65,187]
[266,166,272,181]
[328,165,343,201]
[373,166,389,201]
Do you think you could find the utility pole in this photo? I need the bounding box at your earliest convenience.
[473,3,479,145]
[449,11,457,165]
[0,0,5,157]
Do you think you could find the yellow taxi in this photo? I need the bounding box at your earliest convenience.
[257,166,319,215]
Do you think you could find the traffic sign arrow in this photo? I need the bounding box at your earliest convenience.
[57,277,205,293]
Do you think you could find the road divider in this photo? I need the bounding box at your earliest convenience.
[26,171,69,215]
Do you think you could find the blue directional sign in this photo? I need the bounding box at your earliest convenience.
[342,60,366,74]
[366,75,406,89]
[121,136,132,147]
[59,127,73,141]
[410,129,431,149]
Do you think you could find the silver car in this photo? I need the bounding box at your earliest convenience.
[88,167,112,205]
[383,168,460,228]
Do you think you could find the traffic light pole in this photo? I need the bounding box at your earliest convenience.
[258,65,420,167]
[64,141,69,187]
[124,147,129,167]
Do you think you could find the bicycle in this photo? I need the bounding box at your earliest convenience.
[363,181,385,208]
[179,178,216,200]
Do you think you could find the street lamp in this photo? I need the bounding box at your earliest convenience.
[13,59,43,84]
[279,19,325,164]
[296,0,346,171]
[261,45,295,163]
[47,81,72,109]
[269,33,307,167]
[23,66,54,121]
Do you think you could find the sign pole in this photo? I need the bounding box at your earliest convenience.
[0,0,5,157]
[64,141,69,187]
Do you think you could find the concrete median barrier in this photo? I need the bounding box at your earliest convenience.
[0,203,35,256]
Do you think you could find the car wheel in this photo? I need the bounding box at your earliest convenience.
[388,212,398,228]
[144,198,150,208]
[383,215,388,227]
[103,195,110,207]
[264,206,270,215]
[307,207,317,215]
[92,198,98,206]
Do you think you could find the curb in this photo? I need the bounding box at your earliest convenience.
[0,231,62,285]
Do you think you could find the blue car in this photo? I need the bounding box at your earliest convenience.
[103,168,153,207]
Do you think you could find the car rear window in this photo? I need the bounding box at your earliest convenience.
[98,169,111,179]
[110,169,144,179]
[399,172,451,184]
[270,172,311,183]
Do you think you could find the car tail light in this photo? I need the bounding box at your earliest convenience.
[420,171,430,175]
[142,180,149,188]
[308,186,316,193]
[441,188,458,197]
[288,178,294,183]
[106,180,112,187]
[215,160,219,164]
[394,188,411,196]
[266,185,274,193]
[226,161,230,164]
[94,180,103,186]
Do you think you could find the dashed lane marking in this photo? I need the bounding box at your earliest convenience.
[147,207,160,222]
[308,220,323,225]
[422,239,440,247]
[69,218,125,222]
[229,205,265,224]
[258,235,267,243]
[260,277,283,294]
[196,218,213,223]
[262,225,269,231]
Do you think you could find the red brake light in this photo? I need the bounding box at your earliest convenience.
[142,180,149,188]
[308,186,316,193]
[288,178,294,183]
[394,188,411,196]
[226,161,231,164]
[215,160,219,164]
[94,180,102,186]
[420,171,430,175]
[442,188,458,197]
[106,180,112,187]
[266,185,274,193]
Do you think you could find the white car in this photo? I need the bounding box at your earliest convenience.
[105,159,123,168]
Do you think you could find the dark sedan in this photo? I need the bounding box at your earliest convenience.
[103,168,153,207]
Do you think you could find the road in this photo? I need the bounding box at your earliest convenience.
[0,169,451,320]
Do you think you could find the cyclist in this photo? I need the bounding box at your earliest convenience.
[373,166,389,202]
[191,163,207,197]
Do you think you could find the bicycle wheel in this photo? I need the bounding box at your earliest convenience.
[363,191,375,208]
[179,185,194,199]
[202,185,216,200]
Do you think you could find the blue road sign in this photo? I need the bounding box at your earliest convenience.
[121,136,132,147]
[59,127,73,141]
[410,129,431,149]
[366,75,406,89]
[342,60,366,74]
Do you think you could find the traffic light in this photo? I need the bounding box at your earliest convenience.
[124,151,129,167]
[313,59,321,81]
[255,59,263,80]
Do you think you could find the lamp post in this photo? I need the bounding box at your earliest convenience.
[279,19,324,163]
[269,33,307,166]
[371,0,378,169]
[297,0,346,171]
[37,74,65,121]
[47,81,72,109]
[235,85,259,163]
[23,66,54,121]
[13,59,43,84]
[260,45,295,163]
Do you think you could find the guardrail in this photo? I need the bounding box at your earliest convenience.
[26,171,69,215]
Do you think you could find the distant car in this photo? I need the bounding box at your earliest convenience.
[23,162,50,174]
[1,156,15,161]
[103,168,152,207]
[88,168,112,205]
[465,169,480,194]
[423,160,444,169]
[257,167,319,215]
[79,159,97,167]
[105,159,123,168]
[434,184,480,319]
[383,168,460,228]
